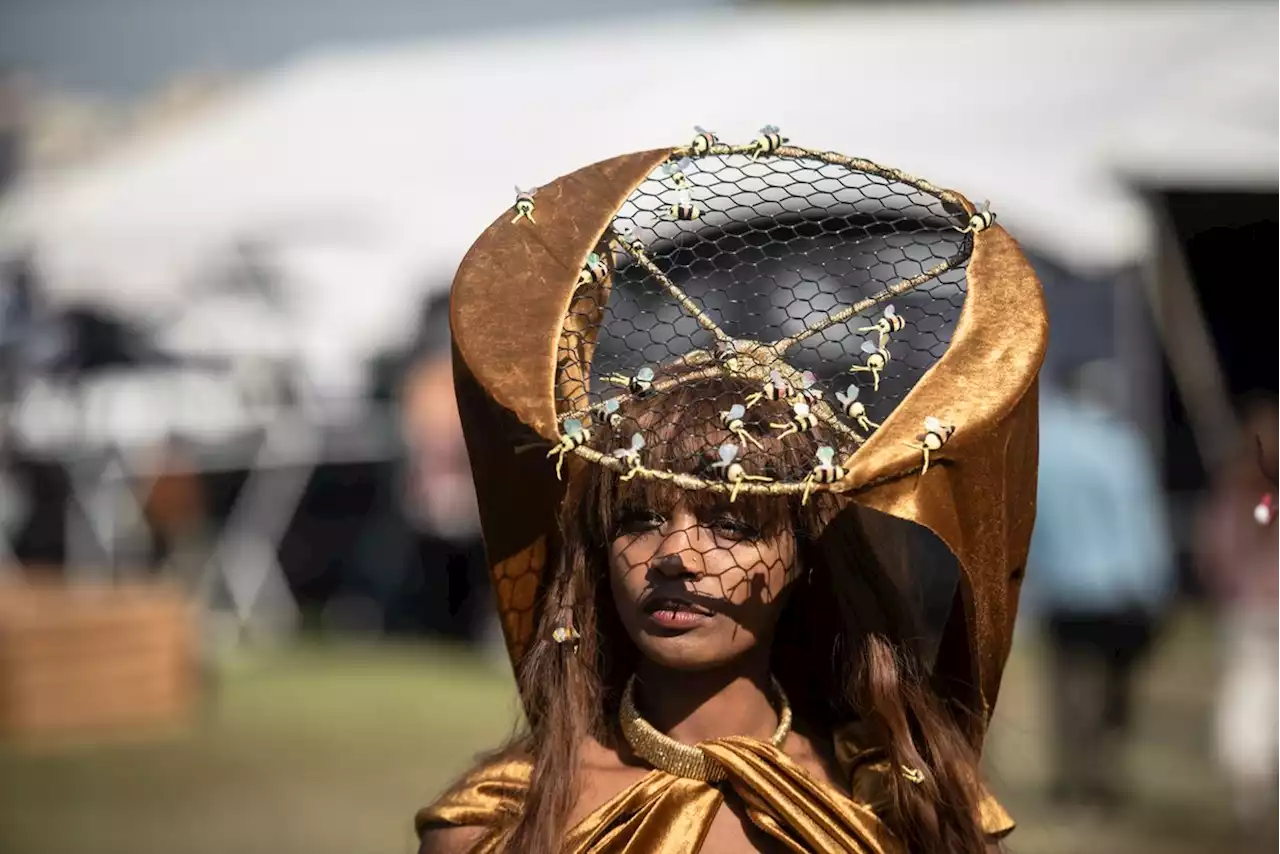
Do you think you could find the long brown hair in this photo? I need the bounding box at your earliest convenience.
[472,378,992,853]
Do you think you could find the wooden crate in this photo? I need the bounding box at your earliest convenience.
[0,577,196,740]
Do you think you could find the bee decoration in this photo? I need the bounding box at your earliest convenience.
[662,157,696,188]
[958,200,996,235]
[1254,437,1274,524]
[604,365,656,396]
[601,397,623,428]
[612,222,645,255]
[711,443,774,503]
[512,186,538,224]
[850,339,890,392]
[900,766,926,785]
[668,188,701,221]
[802,446,847,505]
[547,418,590,479]
[552,625,582,647]
[745,369,795,408]
[770,401,818,441]
[904,416,955,475]
[748,125,787,160]
[611,432,646,481]
[858,304,905,349]
[798,370,822,403]
[578,251,610,286]
[690,125,718,156]
[719,403,762,450]
[836,384,879,433]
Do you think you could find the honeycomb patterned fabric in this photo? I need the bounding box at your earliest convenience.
[547,128,989,501]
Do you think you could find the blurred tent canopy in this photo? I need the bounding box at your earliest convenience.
[0,1,1274,400]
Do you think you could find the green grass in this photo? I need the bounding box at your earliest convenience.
[0,641,521,854]
[0,612,1270,854]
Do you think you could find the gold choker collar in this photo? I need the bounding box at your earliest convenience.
[619,674,792,782]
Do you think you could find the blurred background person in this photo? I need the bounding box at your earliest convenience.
[1026,360,1176,811]
[352,291,492,644]
[1193,401,1278,838]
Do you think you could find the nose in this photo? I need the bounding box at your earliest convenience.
[651,509,708,578]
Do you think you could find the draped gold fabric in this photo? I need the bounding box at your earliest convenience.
[417,731,1013,853]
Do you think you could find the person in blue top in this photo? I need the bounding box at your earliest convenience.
[1025,360,1174,809]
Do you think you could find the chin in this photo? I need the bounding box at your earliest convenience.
[633,631,754,672]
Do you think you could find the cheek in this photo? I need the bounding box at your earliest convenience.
[702,538,796,605]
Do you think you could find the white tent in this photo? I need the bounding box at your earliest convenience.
[0,1,1275,399]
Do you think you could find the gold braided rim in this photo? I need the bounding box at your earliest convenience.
[619,674,792,783]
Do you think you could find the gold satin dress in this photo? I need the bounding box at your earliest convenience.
[417,727,1013,853]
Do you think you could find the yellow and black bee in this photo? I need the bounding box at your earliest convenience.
[577,251,610,286]
[719,403,762,449]
[959,200,995,234]
[858,304,905,349]
[904,416,955,475]
[749,125,787,160]
[849,339,890,392]
[835,384,879,433]
[512,186,537,224]
[663,157,695,188]
[668,189,701,221]
[771,401,818,440]
[711,443,773,503]
[601,397,624,428]
[612,222,645,255]
[604,365,655,396]
[611,432,646,481]
[802,445,847,505]
[745,369,795,408]
[690,125,718,156]
[548,418,590,479]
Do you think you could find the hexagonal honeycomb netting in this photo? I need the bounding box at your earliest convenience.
[549,133,977,501]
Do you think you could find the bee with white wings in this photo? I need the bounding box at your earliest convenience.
[547,418,590,479]
[599,397,624,428]
[662,157,696,188]
[719,404,762,450]
[612,221,645,255]
[612,432,647,481]
[748,125,787,160]
[850,339,890,392]
[770,401,818,440]
[802,446,847,505]
[668,188,701,222]
[512,186,538,224]
[858,304,905,349]
[710,442,773,502]
[604,365,656,397]
[835,384,879,433]
[689,126,718,156]
[745,370,795,408]
[904,416,955,475]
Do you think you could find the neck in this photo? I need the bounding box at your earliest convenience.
[632,650,778,745]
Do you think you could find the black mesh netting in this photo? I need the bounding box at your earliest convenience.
[549,141,974,501]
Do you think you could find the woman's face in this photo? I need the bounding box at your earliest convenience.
[608,498,799,670]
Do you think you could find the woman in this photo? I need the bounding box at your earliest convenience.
[418,132,1046,853]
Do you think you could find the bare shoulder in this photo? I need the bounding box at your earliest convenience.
[566,736,654,829]
[417,823,487,854]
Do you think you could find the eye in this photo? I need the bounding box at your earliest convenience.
[615,509,665,535]
[709,515,760,540]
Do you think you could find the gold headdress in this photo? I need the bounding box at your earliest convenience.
[450,129,1046,747]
